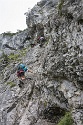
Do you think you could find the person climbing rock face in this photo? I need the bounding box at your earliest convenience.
[17,63,33,80]
[37,36,45,47]
[17,63,33,88]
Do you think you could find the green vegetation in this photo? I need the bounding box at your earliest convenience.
[20,48,27,56]
[8,47,28,62]
[2,31,16,36]
[6,81,16,88]
[2,47,27,61]
[8,53,19,61]
[58,0,64,16]
[57,112,73,125]
[2,29,24,36]
[1,52,20,65]
[0,47,28,67]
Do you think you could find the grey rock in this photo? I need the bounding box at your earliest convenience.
[0,0,83,125]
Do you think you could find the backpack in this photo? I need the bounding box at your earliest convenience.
[17,64,27,72]
[17,69,24,77]
[17,64,25,70]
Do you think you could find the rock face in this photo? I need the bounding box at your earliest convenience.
[0,0,83,125]
[0,29,30,55]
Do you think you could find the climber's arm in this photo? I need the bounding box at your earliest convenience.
[28,69,33,73]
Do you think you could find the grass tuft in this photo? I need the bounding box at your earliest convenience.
[57,112,73,125]
[6,81,16,88]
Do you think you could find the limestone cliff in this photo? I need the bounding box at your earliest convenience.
[0,0,83,125]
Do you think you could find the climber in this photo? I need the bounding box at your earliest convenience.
[17,63,33,80]
[37,36,45,47]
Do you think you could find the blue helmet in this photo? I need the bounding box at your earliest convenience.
[19,64,25,69]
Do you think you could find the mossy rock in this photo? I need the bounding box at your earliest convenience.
[58,0,64,16]
[6,81,16,88]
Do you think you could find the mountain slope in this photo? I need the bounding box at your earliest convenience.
[0,0,83,125]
